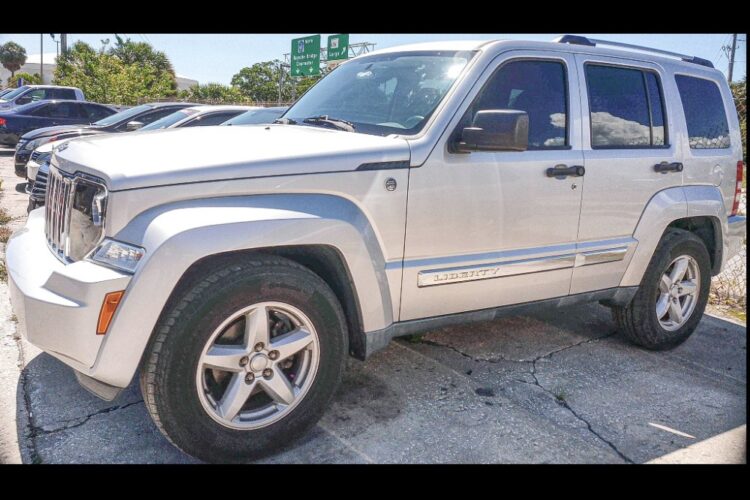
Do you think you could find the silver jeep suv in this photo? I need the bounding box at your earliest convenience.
[6,36,746,463]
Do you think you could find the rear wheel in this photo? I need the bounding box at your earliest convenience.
[140,254,348,463]
[613,229,711,350]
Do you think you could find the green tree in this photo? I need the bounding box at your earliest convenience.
[54,40,177,105]
[730,77,746,165]
[231,60,321,103]
[8,71,41,87]
[178,83,246,103]
[0,41,27,81]
[110,35,177,91]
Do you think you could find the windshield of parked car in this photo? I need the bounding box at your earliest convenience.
[282,51,475,136]
[223,108,287,126]
[139,108,200,131]
[93,104,154,126]
[0,86,29,102]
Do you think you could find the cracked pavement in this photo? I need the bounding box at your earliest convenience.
[0,147,746,463]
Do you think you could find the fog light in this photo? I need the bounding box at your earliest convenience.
[97,291,124,335]
[90,239,145,273]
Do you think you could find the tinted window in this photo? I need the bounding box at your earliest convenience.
[27,89,47,101]
[45,102,85,119]
[93,104,153,126]
[182,112,243,127]
[136,107,182,126]
[84,104,113,122]
[675,75,730,149]
[47,88,76,100]
[586,65,670,148]
[28,104,51,117]
[470,60,568,149]
[139,109,198,131]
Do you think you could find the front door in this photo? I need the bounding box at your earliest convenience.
[400,51,585,321]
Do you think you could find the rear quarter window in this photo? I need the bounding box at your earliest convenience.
[675,75,730,149]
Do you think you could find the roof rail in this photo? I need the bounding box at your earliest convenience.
[552,35,714,68]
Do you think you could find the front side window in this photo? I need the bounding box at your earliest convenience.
[140,109,198,131]
[586,64,667,148]
[182,112,241,127]
[675,75,730,149]
[284,50,475,136]
[468,59,569,149]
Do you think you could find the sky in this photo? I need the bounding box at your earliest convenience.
[1,33,746,85]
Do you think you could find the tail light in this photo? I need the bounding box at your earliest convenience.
[731,160,744,216]
[0,117,6,127]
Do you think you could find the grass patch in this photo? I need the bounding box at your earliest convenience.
[0,225,11,243]
[0,207,11,225]
[553,388,567,403]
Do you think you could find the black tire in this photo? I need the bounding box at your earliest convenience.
[613,228,711,350]
[140,254,348,463]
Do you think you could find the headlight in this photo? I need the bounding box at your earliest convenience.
[66,174,108,260]
[90,239,145,273]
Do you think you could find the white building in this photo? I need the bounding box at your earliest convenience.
[1,53,198,90]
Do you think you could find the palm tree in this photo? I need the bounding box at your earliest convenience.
[0,41,28,82]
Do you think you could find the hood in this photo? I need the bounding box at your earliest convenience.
[53,125,411,191]
[21,124,101,140]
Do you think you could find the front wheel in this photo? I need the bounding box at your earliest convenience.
[140,255,348,463]
[613,228,711,350]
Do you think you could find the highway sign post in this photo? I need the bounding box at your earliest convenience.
[291,35,321,77]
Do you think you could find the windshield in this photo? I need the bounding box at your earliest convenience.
[283,50,475,136]
[224,108,287,126]
[93,104,153,126]
[0,86,29,102]
[140,108,199,131]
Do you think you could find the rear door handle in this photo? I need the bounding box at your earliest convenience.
[654,161,683,173]
[546,164,585,178]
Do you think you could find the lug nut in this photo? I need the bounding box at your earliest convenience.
[245,373,255,384]
[239,356,249,367]
[254,343,265,352]
[263,368,273,379]
[269,350,279,360]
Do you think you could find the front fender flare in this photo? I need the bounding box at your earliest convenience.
[90,194,393,388]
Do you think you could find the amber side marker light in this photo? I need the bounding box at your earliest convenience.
[97,291,124,335]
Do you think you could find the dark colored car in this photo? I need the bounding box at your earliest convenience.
[222,106,288,126]
[27,157,50,213]
[13,102,199,176]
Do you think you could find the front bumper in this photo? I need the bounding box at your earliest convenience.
[5,209,131,386]
[26,158,41,183]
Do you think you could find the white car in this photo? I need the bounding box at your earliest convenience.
[7,36,746,463]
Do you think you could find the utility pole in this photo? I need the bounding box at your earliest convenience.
[728,33,738,83]
[60,33,68,55]
[40,34,43,84]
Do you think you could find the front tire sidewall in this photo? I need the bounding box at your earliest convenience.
[151,263,347,463]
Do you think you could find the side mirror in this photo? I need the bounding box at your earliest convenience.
[125,120,144,131]
[455,110,529,152]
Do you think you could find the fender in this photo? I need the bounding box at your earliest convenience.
[620,185,728,287]
[89,194,394,388]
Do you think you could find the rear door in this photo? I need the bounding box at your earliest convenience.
[571,54,681,294]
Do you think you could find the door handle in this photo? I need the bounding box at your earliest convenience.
[546,164,585,178]
[654,161,683,173]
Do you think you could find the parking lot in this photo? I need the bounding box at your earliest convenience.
[0,146,745,464]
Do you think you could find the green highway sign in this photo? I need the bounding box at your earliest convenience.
[291,35,321,77]
[327,34,349,61]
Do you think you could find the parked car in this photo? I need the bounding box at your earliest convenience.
[7,37,745,463]
[13,102,199,176]
[0,99,116,156]
[139,105,255,131]
[0,85,85,111]
[223,106,288,126]
[26,152,51,213]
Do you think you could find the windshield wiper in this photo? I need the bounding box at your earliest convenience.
[301,115,356,132]
[273,117,298,125]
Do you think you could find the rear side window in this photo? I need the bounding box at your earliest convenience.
[675,75,730,149]
[47,88,76,100]
[84,104,113,122]
[585,64,667,148]
[45,102,85,119]
[471,59,569,149]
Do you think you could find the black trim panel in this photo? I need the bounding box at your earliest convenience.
[356,160,411,171]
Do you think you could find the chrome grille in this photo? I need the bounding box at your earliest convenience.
[44,166,75,260]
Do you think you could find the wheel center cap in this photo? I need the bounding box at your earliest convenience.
[249,354,270,372]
